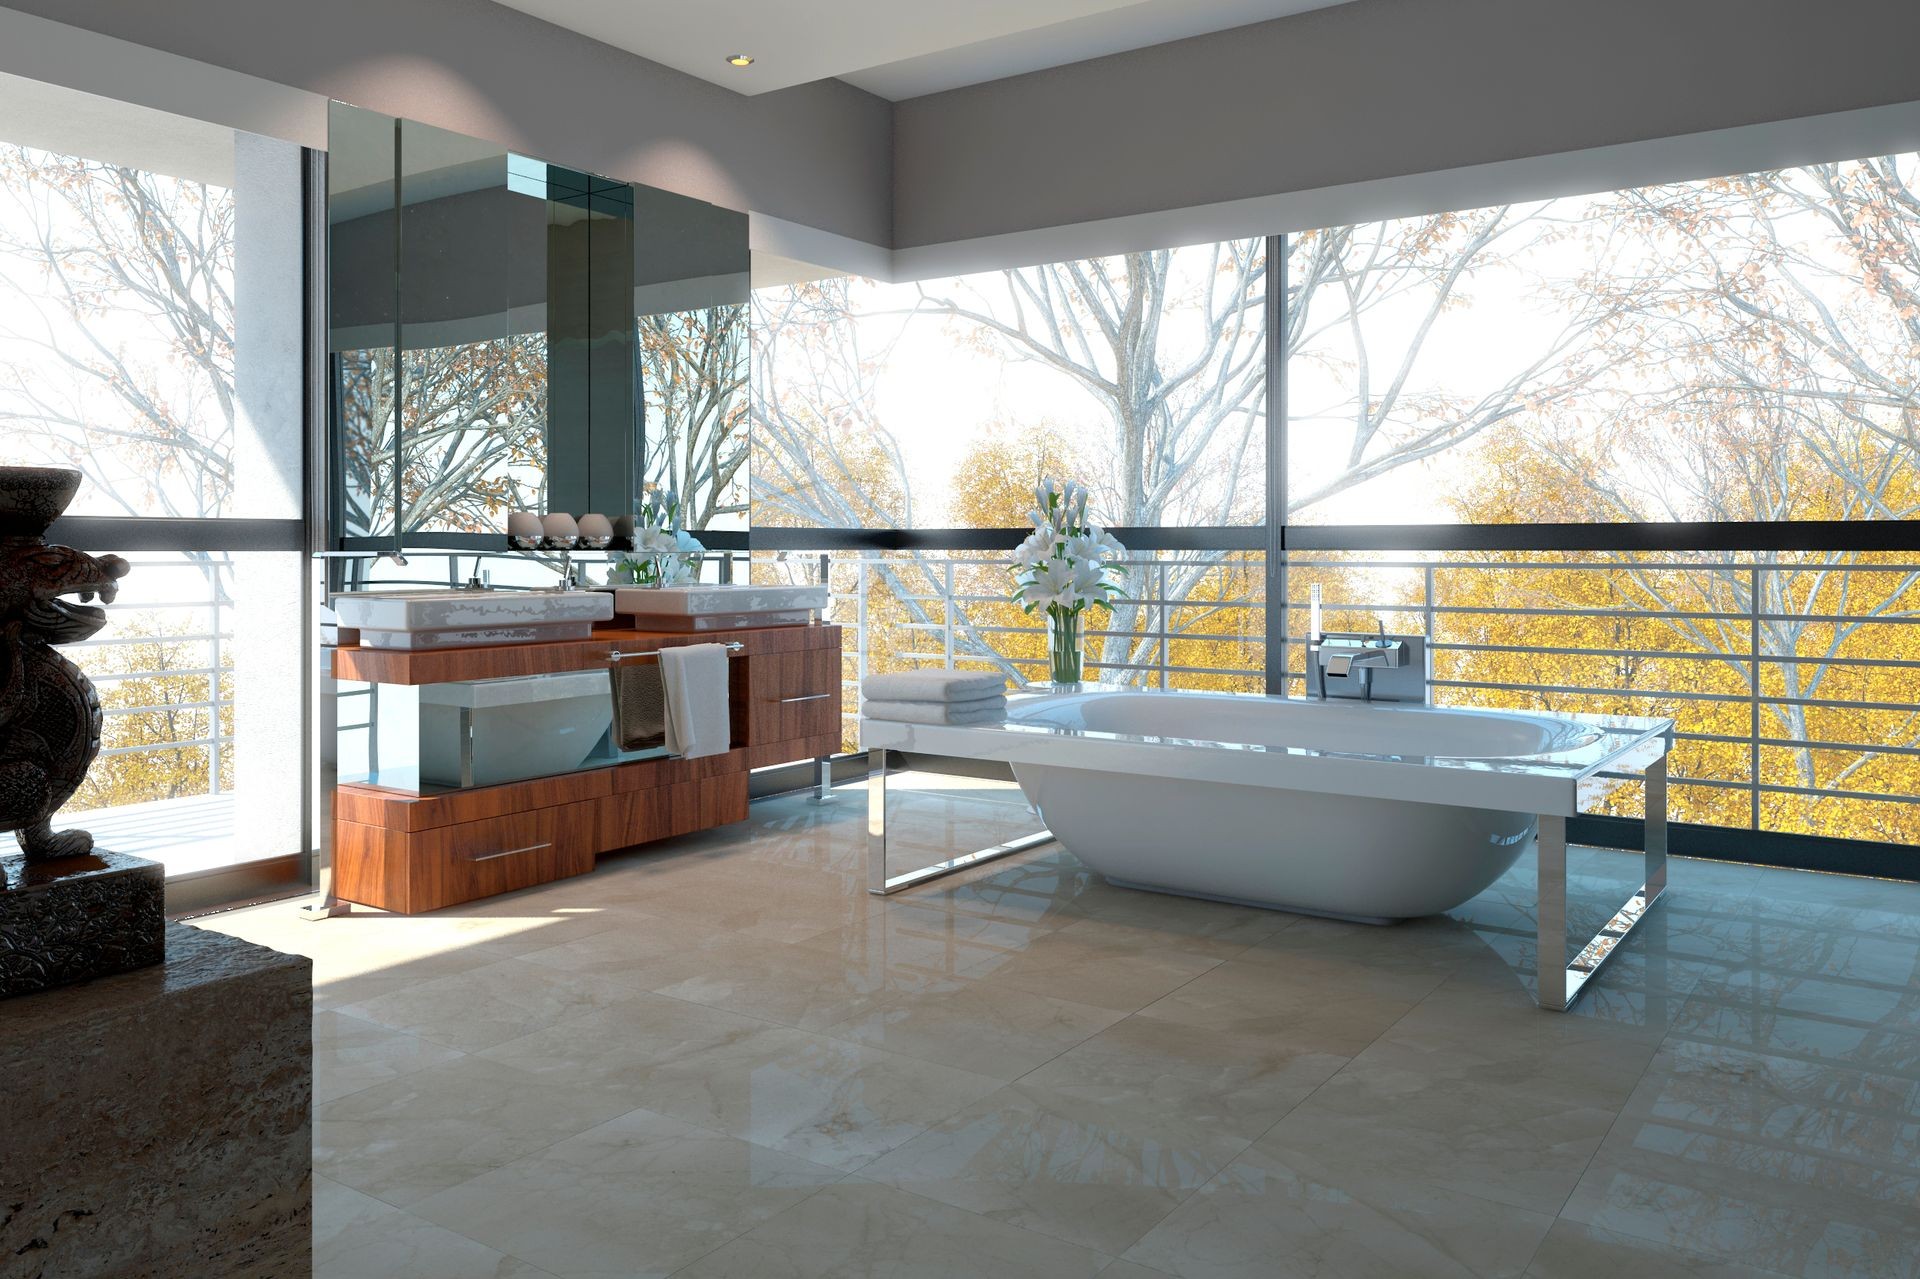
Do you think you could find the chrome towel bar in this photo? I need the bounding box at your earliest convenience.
[606,641,746,664]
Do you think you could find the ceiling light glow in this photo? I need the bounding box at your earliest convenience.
[724,54,755,67]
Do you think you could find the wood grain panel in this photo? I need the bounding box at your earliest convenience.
[337,769,614,833]
[330,622,841,687]
[745,647,842,746]
[595,787,670,852]
[668,773,748,836]
[332,801,597,913]
[743,732,844,772]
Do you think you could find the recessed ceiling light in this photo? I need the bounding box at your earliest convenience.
[724,54,755,67]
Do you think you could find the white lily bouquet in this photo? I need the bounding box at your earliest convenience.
[1011,478,1127,686]
[617,488,705,587]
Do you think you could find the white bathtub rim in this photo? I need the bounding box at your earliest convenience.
[861,688,1671,818]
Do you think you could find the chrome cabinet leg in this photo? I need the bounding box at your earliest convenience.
[811,755,835,805]
[1534,755,1670,1011]
[865,748,1053,896]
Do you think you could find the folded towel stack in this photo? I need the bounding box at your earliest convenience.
[860,670,1009,725]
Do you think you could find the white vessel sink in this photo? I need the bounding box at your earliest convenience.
[333,589,613,650]
[606,583,828,631]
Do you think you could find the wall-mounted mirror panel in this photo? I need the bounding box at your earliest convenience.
[326,101,747,546]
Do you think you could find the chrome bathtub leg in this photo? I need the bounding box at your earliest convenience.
[1535,755,1670,1011]
[1536,815,1569,1012]
[865,748,1054,896]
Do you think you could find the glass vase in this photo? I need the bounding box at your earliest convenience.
[1047,606,1085,687]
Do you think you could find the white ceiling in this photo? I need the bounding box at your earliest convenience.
[489,0,1359,101]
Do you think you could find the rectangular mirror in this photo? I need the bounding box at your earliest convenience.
[325,102,748,547]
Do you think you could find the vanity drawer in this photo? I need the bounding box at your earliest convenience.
[335,801,596,913]
[745,648,842,746]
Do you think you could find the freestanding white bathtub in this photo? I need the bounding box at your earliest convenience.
[1011,691,1617,921]
[862,687,1674,1006]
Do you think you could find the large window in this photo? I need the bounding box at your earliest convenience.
[0,72,307,881]
[754,146,1920,866]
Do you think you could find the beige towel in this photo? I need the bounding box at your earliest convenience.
[660,643,732,760]
[609,662,667,752]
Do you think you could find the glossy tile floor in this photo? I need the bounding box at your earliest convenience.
[202,774,1920,1278]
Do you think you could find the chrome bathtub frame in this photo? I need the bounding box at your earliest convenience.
[1535,755,1668,1011]
[867,744,1669,1013]
[865,749,1055,895]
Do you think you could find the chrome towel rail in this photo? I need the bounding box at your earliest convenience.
[606,641,746,664]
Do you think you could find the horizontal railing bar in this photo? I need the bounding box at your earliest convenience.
[97,738,226,757]
[89,667,222,682]
[1432,679,1920,714]
[102,700,227,716]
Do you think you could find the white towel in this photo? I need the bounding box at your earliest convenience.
[659,644,732,759]
[862,670,1007,703]
[862,697,1008,726]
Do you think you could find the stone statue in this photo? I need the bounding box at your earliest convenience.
[0,467,130,862]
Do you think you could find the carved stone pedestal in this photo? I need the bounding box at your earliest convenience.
[0,923,313,1278]
[0,849,164,998]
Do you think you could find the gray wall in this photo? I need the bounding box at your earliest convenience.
[0,0,893,246]
[893,0,1920,249]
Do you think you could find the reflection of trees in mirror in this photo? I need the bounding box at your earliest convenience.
[336,336,548,535]
[641,303,746,531]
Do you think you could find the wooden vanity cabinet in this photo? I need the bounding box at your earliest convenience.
[329,622,841,913]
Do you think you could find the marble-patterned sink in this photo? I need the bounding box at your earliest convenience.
[605,583,828,631]
[332,589,613,650]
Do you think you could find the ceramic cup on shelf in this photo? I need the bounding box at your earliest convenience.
[576,513,613,549]
[610,514,636,551]
[507,511,542,549]
[540,512,580,548]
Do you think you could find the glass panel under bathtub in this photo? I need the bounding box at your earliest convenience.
[336,669,670,795]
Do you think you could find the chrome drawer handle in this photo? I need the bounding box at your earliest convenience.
[466,841,552,863]
[776,693,834,703]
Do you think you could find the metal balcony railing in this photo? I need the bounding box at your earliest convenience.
[794,550,1920,838]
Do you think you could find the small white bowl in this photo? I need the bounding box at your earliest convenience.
[577,513,613,549]
[507,511,542,549]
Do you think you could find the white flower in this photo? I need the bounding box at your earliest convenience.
[1023,559,1078,610]
[1090,523,1127,564]
[635,527,678,555]
[1014,527,1059,569]
[1070,560,1113,603]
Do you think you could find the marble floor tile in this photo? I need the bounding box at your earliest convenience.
[823,979,1127,1080]
[314,1009,465,1104]
[314,1176,557,1279]
[1099,1264,1179,1279]
[960,919,1229,1013]
[1256,1058,1619,1215]
[1664,990,1920,1076]
[409,1108,843,1278]
[623,934,970,1030]
[602,1022,1005,1171]
[335,956,650,1053]
[793,899,1056,983]
[1360,980,1668,1109]
[315,1055,638,1206]
[1559,1150,1920,1278]
[1017,1013,1347,1146]
[1122,1145,1556,1279]
[1132,959,1426,1056]
[474,992,774,1097]
[1524,1219,1796,1278]
[510,910,739,977]
[860,1079,1252,1254]
[673,1178,1112,1279]
[1561,1036,1920,1278]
